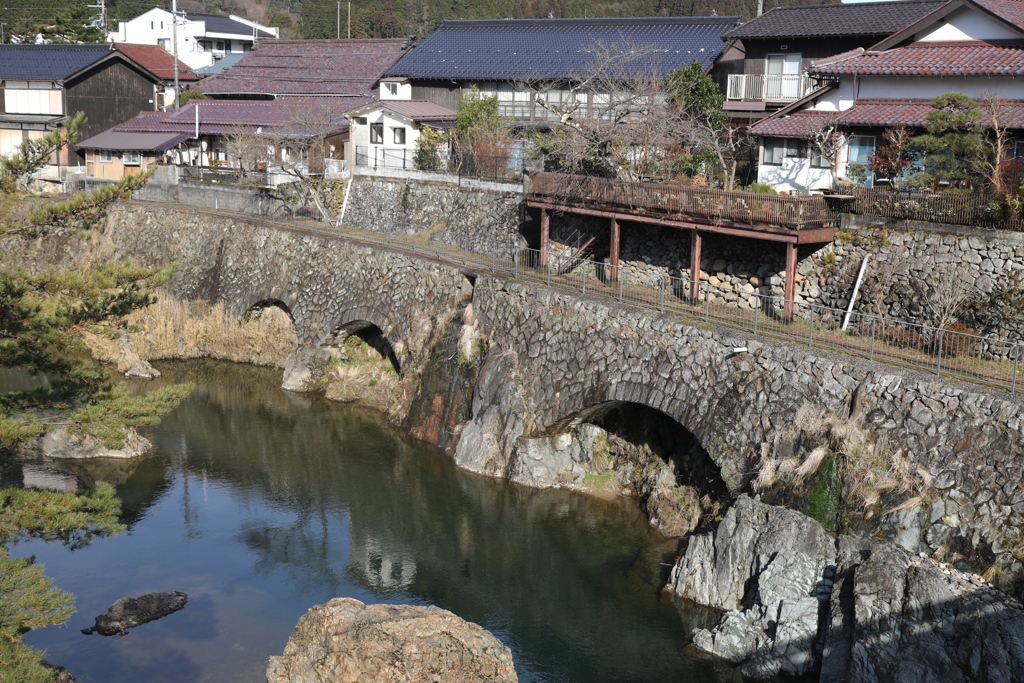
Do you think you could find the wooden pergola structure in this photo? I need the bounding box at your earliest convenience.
[526,172,839,320]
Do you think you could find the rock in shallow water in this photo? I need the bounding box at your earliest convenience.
[266,597,519,683]
[38,427,151,459]
[669,496,1024,682]
[81,591,188,636]
[668,495,834,680]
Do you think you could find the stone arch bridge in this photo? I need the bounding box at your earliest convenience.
[88,205,1024,571]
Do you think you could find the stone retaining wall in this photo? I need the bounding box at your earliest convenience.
[345,175,524,259]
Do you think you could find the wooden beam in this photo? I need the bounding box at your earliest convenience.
[690,230,702,303]
[540,208,550,268]
[784,242,798,322]
[609,217,620,281]
[525,200,820,244]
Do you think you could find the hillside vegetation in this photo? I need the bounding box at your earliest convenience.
[0,0,834,43]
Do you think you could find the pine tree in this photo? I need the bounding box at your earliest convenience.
[0,115,190,680]
[912,93,986,189]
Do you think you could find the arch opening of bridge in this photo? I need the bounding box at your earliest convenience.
[322,320,402,376]
[551,399,729,536]
[244,298,295,323]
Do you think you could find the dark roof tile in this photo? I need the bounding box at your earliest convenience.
[724,0,945,40]
[0,44,115,81]
[183,12,275,38]
[385,16,742,80]
[114,43,200,81]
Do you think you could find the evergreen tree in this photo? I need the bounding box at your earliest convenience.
[0,115,190,680]
[912,92,986,189]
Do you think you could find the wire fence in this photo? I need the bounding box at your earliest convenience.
[849,186,1024,232]
[152,200,1024,396]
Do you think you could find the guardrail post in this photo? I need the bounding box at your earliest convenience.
[618,273,623,302]
[659,277,666,312]
[704,285,710,323]
[808,310,814,348]
[936,329,944,376]
[870,318,876,361]
[753,296,759,336]
[582,263,587,294]
[1013,344,1020,395]
[514,249,519,278]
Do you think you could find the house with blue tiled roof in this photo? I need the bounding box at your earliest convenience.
[383,16,742,123]
[0,44,163,174]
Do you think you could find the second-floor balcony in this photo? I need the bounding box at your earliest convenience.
[726,74,815,103]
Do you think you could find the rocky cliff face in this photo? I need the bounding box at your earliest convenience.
[266,598,519,683]
[668,496,1024,683]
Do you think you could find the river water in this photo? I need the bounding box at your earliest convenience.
[10,361,741,683]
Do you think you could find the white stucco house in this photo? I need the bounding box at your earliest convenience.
[348,82,455,170]
[749,0,1024,194]
[108,8,278,70]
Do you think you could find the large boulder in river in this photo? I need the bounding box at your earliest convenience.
[81,591,188,636]
[667,495,835,680]
[266,597,518,683]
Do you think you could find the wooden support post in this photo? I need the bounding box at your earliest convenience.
[689,229,702,303]
[784,241,797,322]
[609,216,620,281]
[540,208,550,268]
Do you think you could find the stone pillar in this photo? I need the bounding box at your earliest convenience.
[689,230,702,302]
[784,242,797,322]
[609,217,620,281]
[540,208,550,268]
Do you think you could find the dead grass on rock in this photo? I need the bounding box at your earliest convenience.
[82,295,298,369]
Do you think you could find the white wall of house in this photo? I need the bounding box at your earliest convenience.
[380,81,412,100]
[756,137,859,194]
[351,108,422,168]
[915,6,1019,42]
[109,8,277,70]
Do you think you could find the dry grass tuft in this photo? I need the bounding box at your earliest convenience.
[753,403,929,514]
[82,294,298,369]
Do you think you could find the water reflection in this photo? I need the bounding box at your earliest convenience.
[15,360,740,683]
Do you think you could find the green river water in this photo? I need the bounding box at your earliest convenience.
[8,360,744,683]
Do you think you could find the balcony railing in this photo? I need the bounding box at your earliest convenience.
[528,172,836,231]
[727,74,815,102]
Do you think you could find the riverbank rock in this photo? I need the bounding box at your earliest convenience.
[266,597,518,683]
[668,497,1024,682]
[124,359,161,379]
[42,662,76,683]
[667,495,835,680]
[821,536,1024,683]
[38,427,151,459]
[281,347,333,393]
[81,591,188,636]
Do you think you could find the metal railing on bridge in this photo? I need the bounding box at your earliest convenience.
[527,172,838,231]
[154,200,1024,396]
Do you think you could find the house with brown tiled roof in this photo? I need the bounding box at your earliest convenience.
[748,0,1024,194]
[720,0,945,123]
[194,38,411,99]
[79,99,368,180]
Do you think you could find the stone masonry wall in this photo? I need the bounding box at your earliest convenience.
[345,175,524,259]
[457,277,1024,579]
[0,204,467,371]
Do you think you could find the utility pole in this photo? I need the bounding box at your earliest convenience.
[172,0,180,109]
[87,0,107,34]
[337,0,340,39]
[757,0,764,16]
[348,2,351,39]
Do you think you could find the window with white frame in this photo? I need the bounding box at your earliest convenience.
[123,151,142,165]
[384,82,398,96]
[393,127,405,145]
[810,146,830,168]
[762,138,786,165]
[99,150,113,162]
[370,122,384,144]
